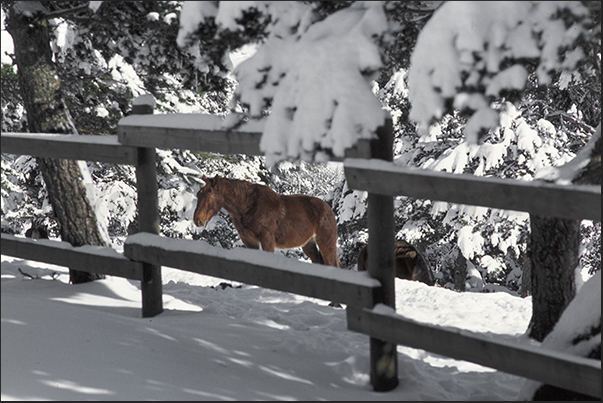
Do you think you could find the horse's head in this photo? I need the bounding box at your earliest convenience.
[193,175,223,227]
[395,240,435,286]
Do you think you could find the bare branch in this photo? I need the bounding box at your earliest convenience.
[18,268,38,280]
[44,3,91,20]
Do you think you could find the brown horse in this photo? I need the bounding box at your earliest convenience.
[357,240,435,286]
[193,175,340,267]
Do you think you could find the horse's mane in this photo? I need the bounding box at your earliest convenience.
[220,177,281,206]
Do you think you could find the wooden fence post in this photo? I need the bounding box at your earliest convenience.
[132,97,163,318]
[367,118,398,391]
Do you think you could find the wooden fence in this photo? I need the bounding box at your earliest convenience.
[1,103,600,398]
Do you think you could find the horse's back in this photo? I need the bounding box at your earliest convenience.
[281,194,336,226]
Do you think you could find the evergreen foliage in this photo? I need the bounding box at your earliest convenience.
[1,1,599,294]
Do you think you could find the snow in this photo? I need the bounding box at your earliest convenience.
[176,2,218,48]
[516,120,542,155]
[177,1,389,166]
[519,271,601,399]
[2,251,535,400]
[88,2,103,13]
[125,232,380,288]
[146,12,160,22]
[119,112,265,134]
[107,54,146,98]
[2,131,124,145]
[407,1,591,141]
[132,93,156,108]
[228,44,258,70]
[338,190,368,223]
[1,9,14,65]
[535,124,601,185]
[457,226,484,260]
[2,1,599,399]
[541,270,601,357]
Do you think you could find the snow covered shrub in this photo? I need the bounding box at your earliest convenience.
[1,154,55,236]
[326,65,600,292]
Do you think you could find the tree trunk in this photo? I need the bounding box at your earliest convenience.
[6,2,106,283]
[527,124,600,342]
[528,216,580,342]
[519,247,532,298]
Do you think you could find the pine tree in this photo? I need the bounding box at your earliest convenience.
[5,1,106,283]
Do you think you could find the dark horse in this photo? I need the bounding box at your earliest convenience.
[193,175,340,268]
[25,217,49,240]
[357,240,435,286]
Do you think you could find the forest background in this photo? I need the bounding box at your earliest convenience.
[1,1,600,297]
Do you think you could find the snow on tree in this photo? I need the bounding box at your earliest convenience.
[2,2,327,251]
[2,1,599,298]
[177,1,391,166]
[173,1,599,289]
[407,1,595,143]
[405,1,600,398]
[519,271,601,400]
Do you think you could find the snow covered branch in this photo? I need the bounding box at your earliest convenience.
[177,1,391,165]
[407,1,593,142]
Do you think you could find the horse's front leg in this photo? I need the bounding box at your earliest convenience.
[240,235,260,250]
[258,235,276,253]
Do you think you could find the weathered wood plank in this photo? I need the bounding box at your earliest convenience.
[117,113,372,159]
[344,158,601,221]
[124,233,381,308]
[1,233,144,281]
[132,102,163,318]
[366,118,398,392]
[1,132,139,165]
[347,306,601,398]
[117,113,264,155]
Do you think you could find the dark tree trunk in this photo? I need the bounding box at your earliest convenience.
[6,1,106,283]
[528,124,601,343]
[519,247,532,298]
[528,216,580,342]
[530,125,601,400]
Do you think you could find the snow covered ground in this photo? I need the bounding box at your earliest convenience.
[2,252,534,400]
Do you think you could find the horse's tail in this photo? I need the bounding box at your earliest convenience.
[357,245,368,272]
[316,248,341,267]
[316,250,325,265]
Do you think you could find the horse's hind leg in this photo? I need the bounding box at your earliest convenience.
[314,235,339,268]
[305,238,342,308]
[313,207,340,268]
[302,239,324,264]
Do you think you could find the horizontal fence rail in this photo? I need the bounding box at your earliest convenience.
[1,233,144,281]
[1,132,139,165]
[344,158,601,222]
[124,233,381,308]
[117,113,372,160]
[347,306,601,398]
[3,119,600,397]
[117,113,264,155]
